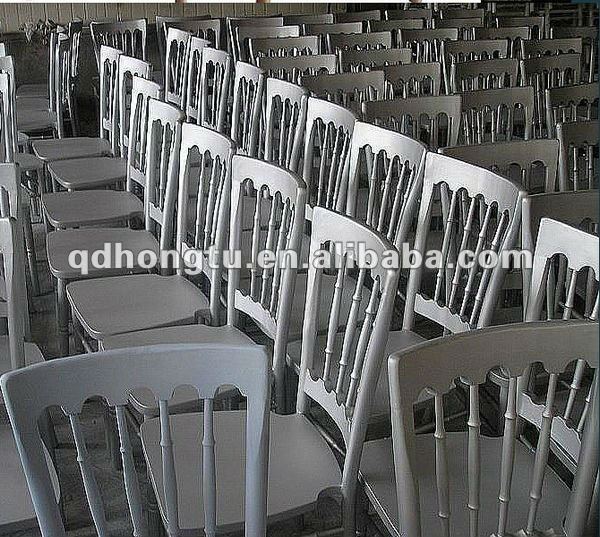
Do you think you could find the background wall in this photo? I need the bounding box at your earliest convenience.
[0,3,346,33]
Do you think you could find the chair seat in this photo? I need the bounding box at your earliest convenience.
[141,411,341,534]
[48,156,126,190]
[15,152,44,173]
[17,83,48,98]
[0,418,59,532]
[67,274,210,341]
[32,137,112,162]
[103,324,255,417]
[287,329,425,420]
[360,434,570,537]
[42,190,143,229]
[17,109,54,133]
[46,228,159,279]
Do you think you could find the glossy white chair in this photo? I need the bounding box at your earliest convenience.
[360,320,597,536]
[237,25,301,63]
[227,16,284,62]
[1,343,270,537]
[164,26,193,108]
[257,53,337,85]
[249,35,319,66]
[339,48,413,73]
[138,207,400,536]
[382,62,442,98]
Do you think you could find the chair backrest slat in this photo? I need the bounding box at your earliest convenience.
[98,45,122,153]
[231,62,265,156]
[164,27,193,108]
[383,61,442,97]
[90,19,147,68]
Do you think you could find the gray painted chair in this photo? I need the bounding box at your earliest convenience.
[551,26,597,82]
[336,9,381,23]
[544,82,598,138]
[370,20,425,47]
[65,114,235,352]
[257,53,337,84]
[301,71,386,116]
[382,62,442,98]
[90,18,147,69]
[385,8,434,24]
[184,45,231,131]
[442,138,559,193]
[339,48,413,73]
[304,22,362,53]
[433,16,485,40]
[249,35,320,66]
[231,61,265,157]
[133,207,400,536]
[226,16,284,62]
[294,96,357,220]
[450,57,520,92]
[496,14,545,39]
[459,86,535,144]
[521,54,582,138]
[363,94,462,150]
[475,26,531,58]
[1,343,270,537]
[398,28,459,66]
[521,37,583,59]
[283,13,334,26]
[360,320,597,536]
[556,120,598,191]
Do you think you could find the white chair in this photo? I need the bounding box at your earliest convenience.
[249,35,320,66]
[64,104,228,352]
[237,25,301,63]
[164,26,193,108]
[184,44,232,131]
[103,154,306,416]
[556,119,598,191]
[44,48,151,191]
[544,82,598,139]
[359,320,597,536]
[1,343,270,537]
[262,77,308,170]
[258,54,337,85]
[136,207,400,536]
[90,18,147,69]
[41,75,158,232]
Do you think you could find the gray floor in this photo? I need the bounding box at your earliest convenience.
[7,222,386,537]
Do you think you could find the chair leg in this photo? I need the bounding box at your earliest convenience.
[103,403,122,471]
[56,278,70,357]
[22,203,41,296]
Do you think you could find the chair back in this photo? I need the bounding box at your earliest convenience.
[1,343,271,537]
[557,120,598,191]
[551,26,597,82]
[90,19,147,68]
[226,16,284,62]
[117,55,152,157]
[439,7,485,19]
[142,99,184,254]
[388,320,598,537]
[301,71,386,115]
[443,38,509,67]
[340,48,412,73]
[521,37,583,59]
[263,78,308,170]
[336,10,381,23]
[284,13,334,26]
[98,45,122,154]
[434,16,484,40]
[185,46,231,131]
[296,97,356,218]
[231,62,265,156]
[399,28,459,64]
[328,31,392,55]
[257,54,336,84]
[165,18,221,50]
[249,35,319,66]
[237,26,300,63]
[371,19,425,47]
[442,139,559,193]
[304,22,362,53]
[460,86,535,144]
[346,122,426,248]
[155,15,212,72]
[363,94,462,150]
[0,73,16,161]
[385,8,433,23]
[474,26,531,57]
[383,62,442,98]
[403,152,525,331]
[227,155,306,408]
[451,58,520,92]
[496,15,545,39]
[544,82,598,138]
[175,123,235,323]
[164,27,193,108]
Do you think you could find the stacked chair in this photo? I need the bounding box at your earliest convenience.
[1,4,598,537]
